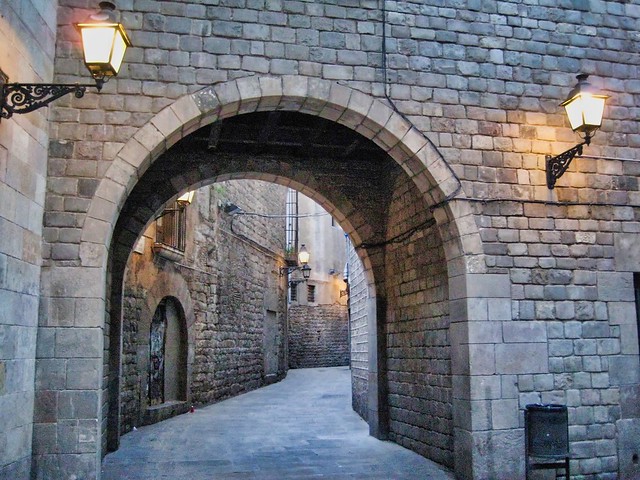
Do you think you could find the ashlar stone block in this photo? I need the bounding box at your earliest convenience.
[495,343,548,374]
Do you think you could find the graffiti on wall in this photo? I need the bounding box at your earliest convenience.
[149,303,166,405]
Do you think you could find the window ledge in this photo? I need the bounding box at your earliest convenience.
[152,243,184,262]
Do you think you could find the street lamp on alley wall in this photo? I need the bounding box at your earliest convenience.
[546,74,609,189]
[281,244,312,282]
[0,2,130,120]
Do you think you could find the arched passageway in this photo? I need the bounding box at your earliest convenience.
[44,76,490,479]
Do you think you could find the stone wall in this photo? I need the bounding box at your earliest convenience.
[288,304,349,369]
[22,0,640,478]
[0,1,57,478]
[385,175,452,467]
[348,243,369,421]
[119,180,288,433]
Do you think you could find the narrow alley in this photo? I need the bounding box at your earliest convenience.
[102,367,454,479]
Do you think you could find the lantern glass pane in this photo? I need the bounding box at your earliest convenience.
[81,27,116,64]
[582,94,606,128]
[110,29,128,74]
[564,93,606,132]
[177,191,194,205]
[563,95,585,131]
[298,247,310,265]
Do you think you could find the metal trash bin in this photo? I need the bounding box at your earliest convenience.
[524,404,570,479]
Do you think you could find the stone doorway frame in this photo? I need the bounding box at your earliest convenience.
[38,75,503,479]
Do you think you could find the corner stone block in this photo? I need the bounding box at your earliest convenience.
[496,343,548,374]
[614,233,640,272]
[617,418,640,479]
[491,398,520,429]
[33,452,99,480]
[58,390,99,419]
[450,273,511,301]
[502,321,547,343]
[608,301,637,325]
[47,267,105,299]
[79,242,107,269]
[468,321,503,343]
[471,429,525,480]
[55,328,103,359]
[597,271,634,301]
[609,355,640,386]
[488,298,512,321]
[469,343,496,375]
[66,358,101,389]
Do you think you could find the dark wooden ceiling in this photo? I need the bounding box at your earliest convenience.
[176,111,390,163]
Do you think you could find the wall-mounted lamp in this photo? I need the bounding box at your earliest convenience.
[0,2,130,120]
[546,74,609,189]
[176,190,195,207]
[222,201,243,215]
[280,244,311,280]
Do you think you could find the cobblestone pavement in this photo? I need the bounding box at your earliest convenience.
[102,366,455,479]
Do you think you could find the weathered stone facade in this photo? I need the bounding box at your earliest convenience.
[288,304,349,368]
[347,242,370,422]
[0,1,638,479]
[119,180,288,434]
[0,1,56,478]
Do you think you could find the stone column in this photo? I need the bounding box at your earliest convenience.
[33,265,106,479]
[450,272,533,480]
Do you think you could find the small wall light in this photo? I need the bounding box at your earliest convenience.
[280,244,312,279]
[1,2,130,119]
[176,190,195,207]
[546,74,609,189]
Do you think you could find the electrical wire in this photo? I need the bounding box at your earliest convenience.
[232,211,330,219]
[380,0,463,207]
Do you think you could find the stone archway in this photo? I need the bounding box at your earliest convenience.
[119,269,195,434]
[39,75,495,479]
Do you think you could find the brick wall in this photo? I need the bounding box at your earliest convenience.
[288,304,349,369]
[120,180,288,432]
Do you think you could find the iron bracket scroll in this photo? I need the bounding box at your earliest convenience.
[545,140,588,189]
[1,82,90,119]
[0,69,103,120]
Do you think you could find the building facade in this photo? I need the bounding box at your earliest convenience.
[0,1,639,479]
[120,180,288,433]
[287,191,350,369]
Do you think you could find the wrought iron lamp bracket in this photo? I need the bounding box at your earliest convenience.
[0,70,103,120]
[545,137,590,189]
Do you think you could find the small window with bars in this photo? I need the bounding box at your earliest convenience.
[156,201,187,252]
[307,284,316,303]
[290,283,298,302]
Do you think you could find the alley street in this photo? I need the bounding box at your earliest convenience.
[102,367,455,479]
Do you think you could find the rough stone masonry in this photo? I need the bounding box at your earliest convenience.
[0,1,639,479]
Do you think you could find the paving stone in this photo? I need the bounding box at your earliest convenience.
[103,368,454,480]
